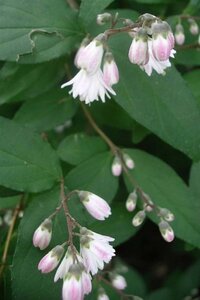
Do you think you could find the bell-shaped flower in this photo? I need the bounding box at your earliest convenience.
[38,245,64,273]
[80,228,115,275]
[111,274,127,290]
[103,52,119,87]
[74,37,90,68]
[159,220,175,242]
[62,263,92,300]
[61,68,116,104]
[33,218,52,250]
[128,28,149,65]
[78,191,111,221]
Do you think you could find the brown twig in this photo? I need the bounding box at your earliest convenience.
[0,199,22,277]
[176,43,200,50]
[180,15,200,21]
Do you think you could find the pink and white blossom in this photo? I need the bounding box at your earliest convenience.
[80,228,115,275]
[140,40,175,76]
[33,218,52,250]
[74,37,90,68]
[62,263,92,300]
[103,53,119,87]
[128,29,149,65]
[111,155,122,177]
[61,69,116,104]
[159,220,175,242]
[111,274,127,290]
[78,191,111,221]
[38,245,64,274]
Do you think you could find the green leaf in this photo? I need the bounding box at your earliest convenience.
[184,69,200,100]
[58,133,108,165]
[79,0,114,28]
[65,152,118,202]
[0,0,84,63]
[110,35,200,161]
[0,195,20,209]
[0,117,62,193]
[0,61,65,105]
[189,161,200,198]
[146,288,173,300]
[175,49,200,66]
[123,149,200,248]
[14,89,77,132]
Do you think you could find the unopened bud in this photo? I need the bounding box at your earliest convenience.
[111,274,127,290]
[123,153,135,169]
[38,245,64,273]
[33,218,52,250]
[126,190,137,212]
[111,156,122,176]
[175,24,185,45]
[98,288,110,300]
[132,210,146,227]
[188,19,199,35]
[159,208,174,222]
[159,220,174,242]
[97,13,112,25]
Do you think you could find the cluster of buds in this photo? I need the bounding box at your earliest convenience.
[175,18,199,45]
[126,189,175,242]
[62,13,176,104]
[111,152,135,177]
[33,190,116,300]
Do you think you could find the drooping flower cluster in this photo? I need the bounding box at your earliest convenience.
[175,18,199,45]
[33,190,115,300]
[62,13,176,104]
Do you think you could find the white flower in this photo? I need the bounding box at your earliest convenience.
[111,274,127,290]
[33,218,52,250]
[62,263,92,300]
[80,228,115,275]
[78,191,111,221]
[61,69,116,104]
[140,40,175,76]
[128,29,149,65]
[38,245,64,273]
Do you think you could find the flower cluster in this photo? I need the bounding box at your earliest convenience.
[111,152,135,177]
[62,13,176,104]
[125,189,175,242]
[175,18,199,45]
[33,190,115,300]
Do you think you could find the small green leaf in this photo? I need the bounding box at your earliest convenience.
[65,152,118,202]
[58,133,108,165]
[79,0,114,28]
[0,117,62,192]
[123,149,200,248]
[0,0,84,63]
[14,89,77,132]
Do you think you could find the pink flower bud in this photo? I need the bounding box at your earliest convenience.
[126,190,137,212]
[38,245,64,273]
[33,218,52,250]
[111,156,122,176]
[175,24,185,45]
[97,13,112,25]
[152,27,172,61]
[98,289,110,300]
[123,153,135,169]
[132,210,146,227]
[79,191,111,221]
[74,37,90,68]
[111,274,127,290]
[159,220,174,242]
[128,29,149,65]
[103,52,119,87]
[189,19,199,35]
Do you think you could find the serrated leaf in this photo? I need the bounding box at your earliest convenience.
[14,89,77,132]
[65,152,118,202]
[79,0,114,28]
[0,117,62,192]
[123,149,200,248]
[58,133,108,165]
[0,0,84,63]
[0,61,65,105]
[110,35,200,161]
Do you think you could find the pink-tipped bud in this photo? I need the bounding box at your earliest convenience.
[159,208,175,222]
[97,13,112,25]
[123,153,135,169]
[128,28,149,65]
[74,37,90,68]
[79,191,111,221]
[98,288,110,300]
[38,245,64,273]
[126,190,137,212]
[159,220,174,242]
[189,19,199,35]
[111,155,122,176]
[103,52,119,87]
[132,210,146,227]
[175,24,185,45]
[111,274,127,290]
[33,218,52,250]
[152,21,174,61]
